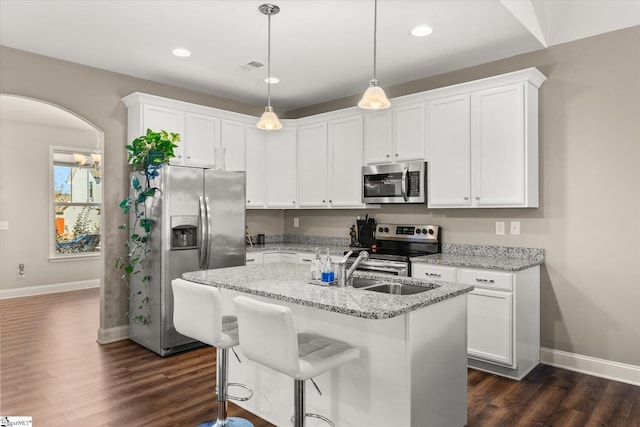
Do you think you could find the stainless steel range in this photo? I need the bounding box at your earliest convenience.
[346,223,441,276]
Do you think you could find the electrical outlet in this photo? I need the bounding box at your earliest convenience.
[495,221,505,235]
[510,221,521,235]
[18,263,25,278]
[293,217,299,228]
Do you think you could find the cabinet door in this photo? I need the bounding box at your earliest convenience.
[263,252,280,263]
[472,84,525,206]
[184,112,218,167]
[467,288,514,367]
[363,111,393,164]
[393,103,425,162]
[266,128,297,208]
[298,123,328,207]
[220,120,246,171]
[411,263,456,282]
[280,253,297,263]
[329,115,364,207]
[296,252,315,264]
[245,126,266,207]
[142,105,185,165]
[427,94,471,207]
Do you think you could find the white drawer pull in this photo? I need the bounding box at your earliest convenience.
[425,272,441,277]
[475,278,495,283]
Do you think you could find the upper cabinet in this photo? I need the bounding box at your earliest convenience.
[183,112,218,167]
[245,126,267,208]
[220,119,246,172]
[298,115,364,208]
[427,68,545,208]
[266,128,297,208]
[363,102,425,165]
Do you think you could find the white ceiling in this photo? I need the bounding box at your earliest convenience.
[1,0,639,112]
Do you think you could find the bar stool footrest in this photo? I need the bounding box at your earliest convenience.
[289,413,335,427]
[215,382,254,402]
[197,417,254,427]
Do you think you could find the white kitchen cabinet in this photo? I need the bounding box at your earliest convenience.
[411,263,457,282]
[363,111,393,164]
[428,94,472,207]
[412,263,540,380]
[393,103,425,162]
[263,252,296,263]
[220,120,246,171]
[297,123,328,207]
[246,252,264,264]
[266,128,297,208]
[328,115,364,207]
[137,104,185,165]
[427,81,539,208]
[183,112,218,167]
[297,115,364,209]
[364,103,425,165]
[245,126,266,208]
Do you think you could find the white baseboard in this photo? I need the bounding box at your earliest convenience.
[540,347,640,386]
[97,325,129,344]
[0,279,99,299]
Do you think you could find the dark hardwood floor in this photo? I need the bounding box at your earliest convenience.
[1,288,638,426]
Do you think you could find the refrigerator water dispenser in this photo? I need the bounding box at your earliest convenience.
[171,216,198,250]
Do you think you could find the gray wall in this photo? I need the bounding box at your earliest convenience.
[284,27,640,366]
[1,26,638,367]
[0,119,100,289]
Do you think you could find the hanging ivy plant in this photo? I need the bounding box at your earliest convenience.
[115,129,180,325]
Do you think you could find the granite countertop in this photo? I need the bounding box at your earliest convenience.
[246,243,351,256]
[411,253,542,271]
[183,263,473,320]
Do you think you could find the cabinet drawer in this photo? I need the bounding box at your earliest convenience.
[246,252,264,264]
[411,264,457,282]
[297,252,315,264]
[458,268,512,291]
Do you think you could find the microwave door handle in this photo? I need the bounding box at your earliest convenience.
[401,167,409,201]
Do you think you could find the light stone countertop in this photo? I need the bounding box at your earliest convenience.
[410,253,543,271]
[183,262,473,319]
[246,243,352,256]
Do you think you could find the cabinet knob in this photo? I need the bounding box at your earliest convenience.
[247,200,251,203]
[177,155,182,159]
[187,156,191,159]
[463,196,469,200]
[329,200,332,203]
[395,153,399,157]
[386,154,390,158]
[292,201,295,204]
[322,200,326,203]
[475,196,480,200]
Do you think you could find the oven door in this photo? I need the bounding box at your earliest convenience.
[346,258,409,276]
[362,162,426,204]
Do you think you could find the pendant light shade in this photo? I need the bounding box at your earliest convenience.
[257,4,282,130]
[359,0,390,110]
[257,106,282,130]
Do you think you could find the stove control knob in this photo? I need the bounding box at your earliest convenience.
[378,227,384,233]
[415,229,421,234]
[384,227,389,233]
[427,228,434,235]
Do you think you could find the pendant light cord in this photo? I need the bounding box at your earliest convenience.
[267,10,272,108]
[373,0,378,81]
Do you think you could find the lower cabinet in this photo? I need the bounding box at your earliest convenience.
[412,263,540,380]
[245,252,264,264]
[263,252,296,263]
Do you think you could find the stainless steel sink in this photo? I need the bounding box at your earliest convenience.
[363,283,433,295]
[351,277,434,295]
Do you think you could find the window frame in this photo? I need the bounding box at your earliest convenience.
[49,145,103,262]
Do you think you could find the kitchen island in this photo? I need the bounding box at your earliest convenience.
[183,263,473,427]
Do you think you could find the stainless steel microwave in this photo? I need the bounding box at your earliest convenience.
[362,161,427,204]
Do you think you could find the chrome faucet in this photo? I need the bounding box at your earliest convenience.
[337,250,369,287]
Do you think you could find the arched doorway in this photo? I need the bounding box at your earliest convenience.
[0,94,105,298]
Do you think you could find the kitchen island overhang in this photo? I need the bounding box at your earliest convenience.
[183,263,473,427]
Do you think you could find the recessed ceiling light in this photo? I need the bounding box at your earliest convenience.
[264,77,279,84]
[172,48,192,57]
[410,25,433,37]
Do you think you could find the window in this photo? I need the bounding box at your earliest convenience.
[52,148,101,257]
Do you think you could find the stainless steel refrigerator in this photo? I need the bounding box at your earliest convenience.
[128,165,246,356]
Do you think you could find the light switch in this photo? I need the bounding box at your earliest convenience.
[510,221,521,235]
[495,221,505,235]
[293,217,299,228]
[0,221,8,231]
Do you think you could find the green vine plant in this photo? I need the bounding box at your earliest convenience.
[115,129,180,325]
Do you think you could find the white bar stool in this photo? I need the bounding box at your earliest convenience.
[172,279,254,427]
[233,295,360,427]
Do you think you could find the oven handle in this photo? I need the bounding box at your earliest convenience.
[357,265,408,275]
[401,167,408,202]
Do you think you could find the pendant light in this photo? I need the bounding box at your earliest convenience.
[358,0,390,110]
[256,3,282,130]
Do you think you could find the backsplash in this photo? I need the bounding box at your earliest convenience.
[254,234,350,246]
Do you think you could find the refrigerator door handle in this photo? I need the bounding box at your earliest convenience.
[198,196,207,269]
[204,196,213,268]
